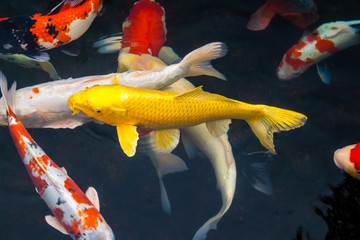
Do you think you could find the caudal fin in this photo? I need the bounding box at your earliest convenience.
[180,42,227,80]
[247,3,276,31]
[0,71,17,112]
[246,105,307,154]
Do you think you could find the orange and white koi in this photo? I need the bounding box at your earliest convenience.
[0,42,226,129]
[0,72,115,239]
[247,0,318,31]
[0,0,103,61]
[334,143,360,180]
[277,20,360,84]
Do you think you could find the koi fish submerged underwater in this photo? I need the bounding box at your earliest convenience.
[1,0,360,240]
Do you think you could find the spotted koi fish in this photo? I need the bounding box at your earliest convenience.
[0,0,103,61]
[277,20,360,84]
[334,143,360,180]
[0,72,115,239]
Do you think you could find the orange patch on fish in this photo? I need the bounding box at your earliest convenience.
[78,207,102,229]
[32,87,39,94]
[314,36,338,53]
[29,0,102,46]
[64,178,94,205]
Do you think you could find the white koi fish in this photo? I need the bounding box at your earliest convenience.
[0,72,115,239]
[0,42,227,128]
[277,20,360,84]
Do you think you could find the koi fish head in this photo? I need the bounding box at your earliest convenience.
[68,85,125,126]
[334,144,360,180]
[315,20,360,49]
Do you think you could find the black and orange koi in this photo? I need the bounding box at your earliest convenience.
[0,0,103,61]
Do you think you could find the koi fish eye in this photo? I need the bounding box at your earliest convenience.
[96,110,101,113]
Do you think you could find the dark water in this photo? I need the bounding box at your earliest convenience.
[1,0,360,239]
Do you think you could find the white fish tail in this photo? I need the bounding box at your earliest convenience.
[180,42,228,80]
[0,71,17,112]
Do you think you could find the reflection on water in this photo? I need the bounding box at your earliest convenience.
[1,0,360,239]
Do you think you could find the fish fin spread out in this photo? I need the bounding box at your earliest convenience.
[181,133,199,159]
[247,3,276,31]
[180,42,228,80]
[316,62,331,84]
[119,53,165,73]
[154,129,180,153]
[38,62,61,80]
[43,119,85,129]
[20,52,50,62]
[85,187,100,211]
[149,152,188,214]
[45,215,69,235]
[59,41,81,57]
[0,71,17,112]
[93,33,123,54]
[206,119,231,137]
[116,125,139,157]
[158,46,182,65]
[61,167,67,175]
[240,151,273,195]
[49,0,85,14]
[246,106,307,154]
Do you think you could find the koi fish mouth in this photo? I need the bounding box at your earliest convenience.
[67,95,80,115]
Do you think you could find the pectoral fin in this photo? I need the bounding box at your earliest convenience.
[154,129,180,153]
[45,215,68,235]
[206,119,231,137]
[85,187,100,211]
[181,133,199,159]
[116,125,139,157]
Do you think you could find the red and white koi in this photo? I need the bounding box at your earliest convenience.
[0,42,226,129]
[0,0,103,61]
[277,20,360,83]
[0,72,114,239]
[247,0,318,31]
[334,143,360,180]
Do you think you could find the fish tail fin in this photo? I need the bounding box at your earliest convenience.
[245,105,307,154]
[0,71,16,112]
[180,42,228,80]
[247,3,276,31]
[38,62,61,80]
[93,32,123,54]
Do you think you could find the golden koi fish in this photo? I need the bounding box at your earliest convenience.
[68,84,307,156]
[68,83,307,157]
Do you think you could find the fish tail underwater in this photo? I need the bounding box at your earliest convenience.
[1,0,360,240]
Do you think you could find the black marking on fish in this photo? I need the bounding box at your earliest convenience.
[56,197,66,205]
[46,23,59,39]
[0,15,42,54]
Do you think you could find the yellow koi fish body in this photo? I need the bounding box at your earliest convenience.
[68,83,307,157]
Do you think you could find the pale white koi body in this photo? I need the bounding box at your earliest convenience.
[0,42,227,129]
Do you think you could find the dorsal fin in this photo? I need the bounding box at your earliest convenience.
[49,0,85,14]
[174,86,235,103]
